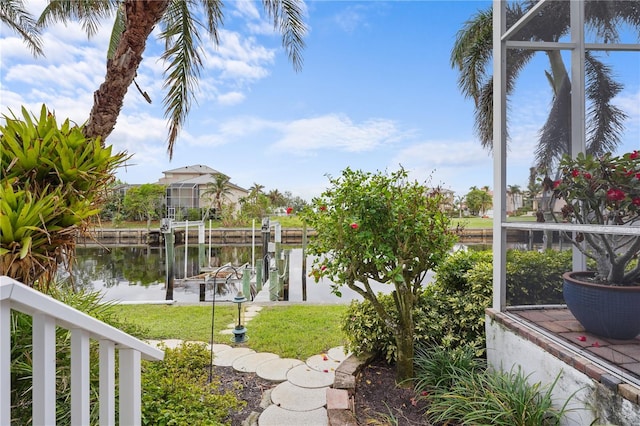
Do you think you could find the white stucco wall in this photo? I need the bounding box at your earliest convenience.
[486,315,640,425]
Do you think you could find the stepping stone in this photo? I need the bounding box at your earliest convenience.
[220,329,233,335]
[270,381,327,411]
[328,346,351,363]
[287,364,335,389]
[246,305,263,312]
[233,352,280,373]
[306,354,342,373]
[256,358,304,382]
[213,347,255,367]
[208,343,232,354]
[258,405,328,426]
[244,311,259,319]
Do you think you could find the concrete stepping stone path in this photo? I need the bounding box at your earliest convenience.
[270,381,327,411]
[212,347,256,367]
[232,352,280,373]
[256,358,304,382]
[154,304,349,426]
[258,405,328,426]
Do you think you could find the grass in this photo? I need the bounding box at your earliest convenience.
[247,305,348,359]
[111,303,348,360]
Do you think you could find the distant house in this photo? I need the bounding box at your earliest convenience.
[157,165,248,218]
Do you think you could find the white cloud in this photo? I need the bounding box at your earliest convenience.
[217,91,245,105]
[272,114,406,155]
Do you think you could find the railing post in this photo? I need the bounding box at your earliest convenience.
[1,300,10,426]
[99,340,116,426]
[119,348,142,425]
[71,329,90,425]
[33,313,57,426]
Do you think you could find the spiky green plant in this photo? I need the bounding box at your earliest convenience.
[0,105,129,288]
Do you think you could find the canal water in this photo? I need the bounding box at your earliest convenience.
[65,245,416,304]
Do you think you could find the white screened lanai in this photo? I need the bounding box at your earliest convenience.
[491,0,640,310]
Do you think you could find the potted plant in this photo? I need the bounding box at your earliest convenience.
[551,151,640,339]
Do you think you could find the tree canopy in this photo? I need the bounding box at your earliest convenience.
[302,168,457,382]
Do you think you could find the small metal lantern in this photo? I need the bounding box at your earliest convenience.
[232,290,248,343]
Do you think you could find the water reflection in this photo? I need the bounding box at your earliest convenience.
[64,245,411,304]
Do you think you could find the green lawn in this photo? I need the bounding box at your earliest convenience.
[111,303,348,360]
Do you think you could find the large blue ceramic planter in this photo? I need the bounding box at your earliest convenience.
[563,272,640,340]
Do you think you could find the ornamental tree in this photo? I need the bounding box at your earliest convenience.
[301,168,457,382]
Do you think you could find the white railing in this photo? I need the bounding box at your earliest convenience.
[0,276,164,426]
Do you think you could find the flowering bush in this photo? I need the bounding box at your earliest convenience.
[552,152,640,285]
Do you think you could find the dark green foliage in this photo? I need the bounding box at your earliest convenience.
[413,344,485,394]
[506,249,572,305]
[342,249,571,361]
[425,365,569,426]
[141,343,244,425]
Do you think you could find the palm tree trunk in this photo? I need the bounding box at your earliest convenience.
[84,0,170,142]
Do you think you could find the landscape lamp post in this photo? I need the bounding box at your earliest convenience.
[232,291,248,343]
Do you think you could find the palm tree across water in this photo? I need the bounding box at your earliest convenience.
[451,0,638,173]
[36,0,307,158]
[201,172,232,217]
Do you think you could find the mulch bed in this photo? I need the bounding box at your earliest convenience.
[213,358,429,426]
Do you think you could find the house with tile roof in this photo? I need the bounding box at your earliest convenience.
[157,165,248,218]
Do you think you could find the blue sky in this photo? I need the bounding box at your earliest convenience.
[1,1,638,200]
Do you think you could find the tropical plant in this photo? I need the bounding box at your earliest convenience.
[302,168,457,382]
[37,0,306,157]
[201,173,232,218]
[552,151,640,285]
[0,105,128,288]
[0,0,43,55]
[425,364,571,426]
[451,0,637,171]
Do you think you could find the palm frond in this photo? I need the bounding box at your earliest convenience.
[107,3,125,60]
[262,0,307,72]
[38,0,116,38]
[450,7,493,104]
[199,0,223,44]
[536,76,571,170]
[160,0,205,159]
[0,0,43,56]
[585,51,627,156]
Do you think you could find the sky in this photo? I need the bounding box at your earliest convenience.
[1,0,639,201]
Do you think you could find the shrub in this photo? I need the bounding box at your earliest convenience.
[342,249,570,361]
[141,343,244,425]
[506,249,571,305]
[426,365,570,426]
[413,344,485,394]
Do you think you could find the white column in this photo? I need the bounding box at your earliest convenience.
[0,300,10,426]
[71,329,90,425]
[99,340,116,426]
[33,313,57,426]
[119,348,142,426]
[492,0,508,311]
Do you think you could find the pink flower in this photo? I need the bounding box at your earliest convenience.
[577,335,586,342]
[320,265,327,271]
[583,172,592,179]
[319,205,327,211]
[633,198,640,207]
[630,151,638,160]
[571,169,580,178]
[350,223,359,229]
[592,341,601,348]
[606,189,625,201]
[553,180,561,189]
[286,207,293,215]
